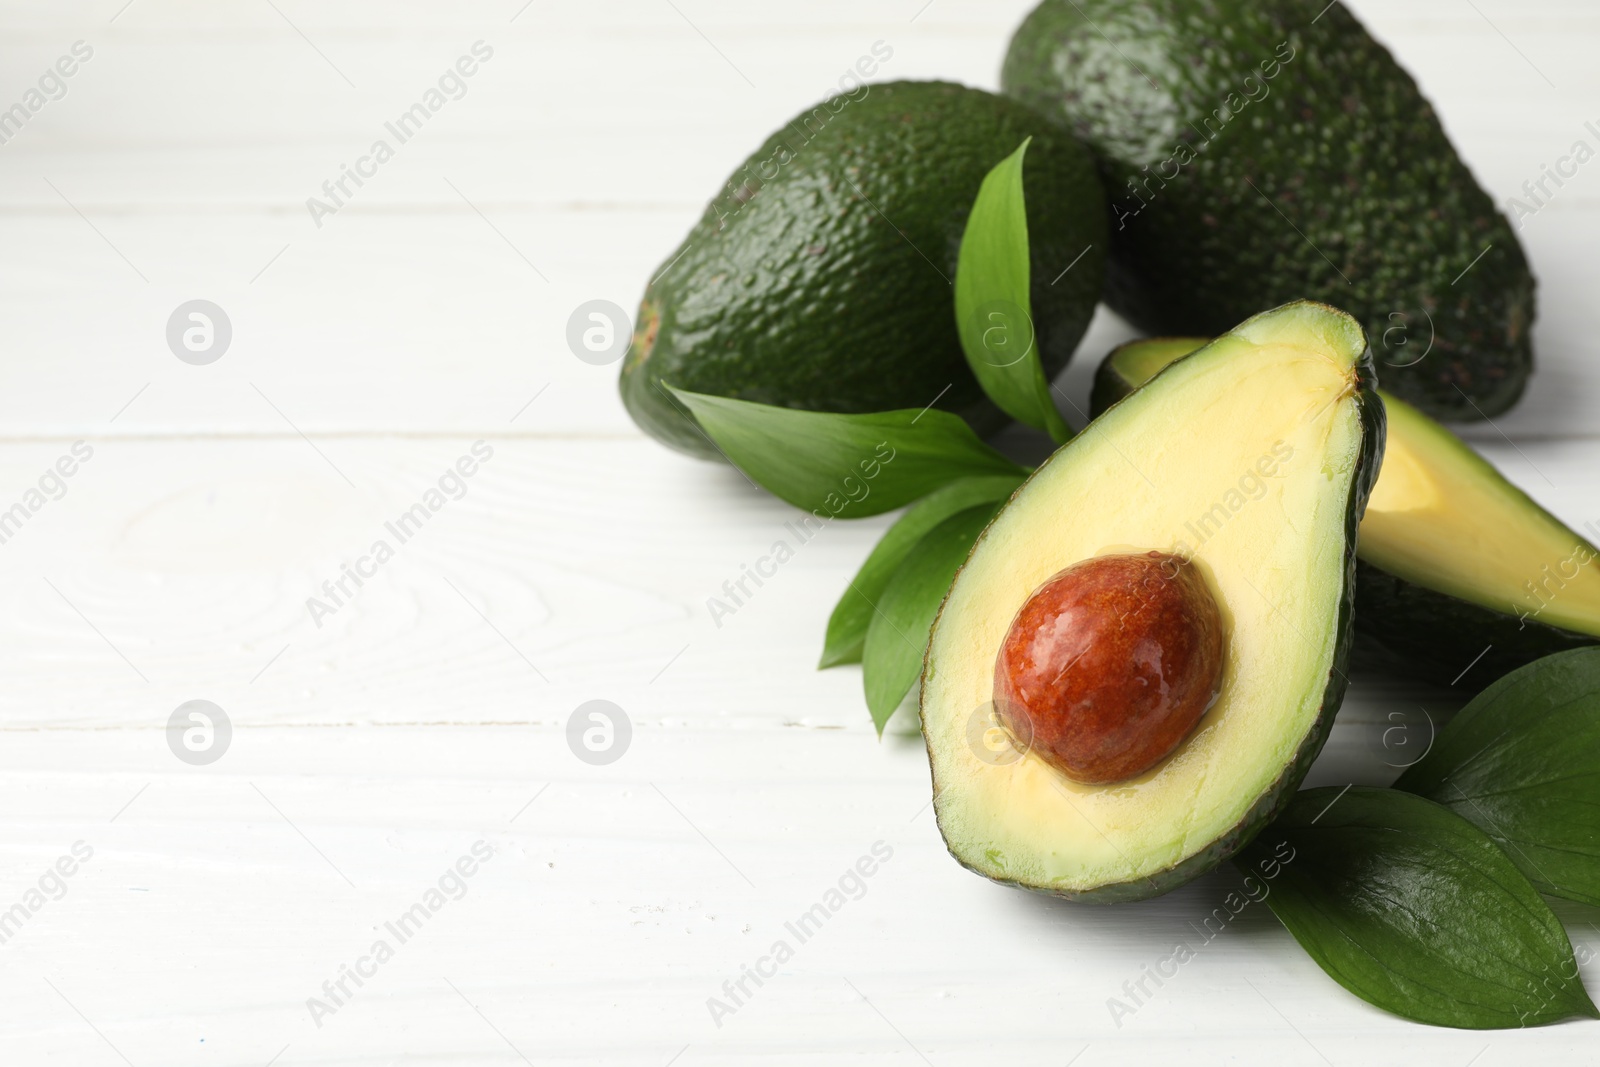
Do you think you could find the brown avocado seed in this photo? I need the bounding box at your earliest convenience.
[993,551,1224,784]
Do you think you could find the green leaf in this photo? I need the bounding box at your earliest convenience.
[954,138,1072,444]
[670,389,1027,519]
[820,474,1027,669]
[1239,786,1597,1029]
[1395,646,1600,906]
[862,504,999,735]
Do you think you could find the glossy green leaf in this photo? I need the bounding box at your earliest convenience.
[670,389,1027,519]
[1240,786,1597,1029]
[954,138,1071,443]
[1395,646,1600,906]
[862,504,999,735]
[820,474,1027,669]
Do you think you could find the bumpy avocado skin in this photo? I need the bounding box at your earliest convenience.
[929,306,1384,903]
[1002,0,1534,421]
[621,80,1108,459]
[1093,339,1600,691]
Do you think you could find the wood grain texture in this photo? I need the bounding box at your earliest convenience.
[1,0,1598,1062]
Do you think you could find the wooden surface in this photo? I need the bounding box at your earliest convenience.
[2,1,1599,1062]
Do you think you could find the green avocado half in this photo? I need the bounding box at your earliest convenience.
[1002,0,1535,420]
[922,302,1383,901]
[1095,337,1600,689]
[621,79,1108,459]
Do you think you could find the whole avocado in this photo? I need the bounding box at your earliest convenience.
[621,80,1108,459]
[1001,0,1535,420]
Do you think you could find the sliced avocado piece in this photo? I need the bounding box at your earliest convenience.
[1087,337,1201,417]
[922,302,1382,901]
[620,80,1108,459]
[1002,0,1534,420]
[1096,338,1600,688]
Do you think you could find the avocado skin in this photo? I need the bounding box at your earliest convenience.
[621,80,1108,459]
[1002,0,1534,421]
[1093,340,1600,691]
[1090,336,1207,415]
[932,305,1384,902]
[1351,563,1598,690]
[1088,336,1206,416]
[1089,351,1135,418]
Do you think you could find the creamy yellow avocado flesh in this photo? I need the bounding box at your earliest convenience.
[922,306,1368,895]
[1117,340,1600,636]
[1360,398,1600,633]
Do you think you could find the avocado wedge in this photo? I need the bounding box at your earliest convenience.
[922,302,1383,901]
[621,80,1107,459]
[1096,338,1600,688]
[1002,0,1535,421]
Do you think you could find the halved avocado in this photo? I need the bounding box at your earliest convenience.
[922,302,1383,902]
[1096,338,1600,688]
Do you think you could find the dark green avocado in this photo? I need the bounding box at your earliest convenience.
[1002,0,1535,421]
[1352,563,1600,688]
[1095,337,1600,690]
[621,79,1108,459]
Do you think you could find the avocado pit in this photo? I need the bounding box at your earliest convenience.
[993,551,1224,784]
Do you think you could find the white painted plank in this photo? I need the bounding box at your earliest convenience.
[0,725,1594,1064]
[0,198,1595,439]
[0,434,1590,729]
[0,0,1590,437]
[0,1,1598,1061]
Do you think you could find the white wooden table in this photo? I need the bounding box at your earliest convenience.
[1,1,1598,1062]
